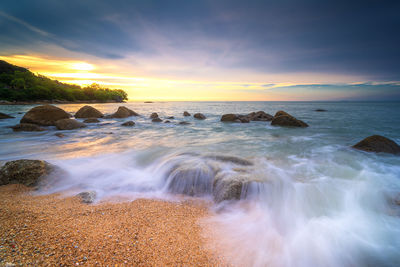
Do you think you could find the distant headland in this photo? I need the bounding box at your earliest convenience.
[0,60,128,104]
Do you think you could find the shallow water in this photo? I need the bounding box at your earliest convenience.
[1,101,400,266]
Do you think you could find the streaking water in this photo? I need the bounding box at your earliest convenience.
[1,101,400,266]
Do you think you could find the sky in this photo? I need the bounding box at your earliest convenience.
[0,0,399,101]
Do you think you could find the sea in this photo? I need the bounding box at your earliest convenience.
[1,101,400,267]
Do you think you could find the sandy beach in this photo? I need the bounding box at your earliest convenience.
[0,184,223,266]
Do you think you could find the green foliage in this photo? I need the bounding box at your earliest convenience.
[0,63,129,102]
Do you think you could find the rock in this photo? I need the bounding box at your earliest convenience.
[164,120,171,123]
[121,121,135,126]
[247,111,273,121]
[55,119,86,130]
[204,155,253,166]
[183,111,191,116]
[152,117,162,122]
[352,135,400,154]
[20,105,71,126]
[194,113,206,120]
[213,172,252,203]
[83,118,100,123]
[166,162,215,196]
[0,159,54,187]
[144,101,153,103]
[11,123,45,132]
[220,114,249,123]
[179,121,190,125]
[74,106,103,118]
[110,106,139,118]
[150,113,159,119]
[55,133,65,138]
[271,111,309,127]
[0,112,14,119]
[315,109,327,112]
[166,116,175,119]
[76,191,97,204]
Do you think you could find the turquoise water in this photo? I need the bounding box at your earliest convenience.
[1,101,400,267]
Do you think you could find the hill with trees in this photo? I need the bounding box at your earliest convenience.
[0,60,128,102]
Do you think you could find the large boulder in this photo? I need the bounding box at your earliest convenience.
[20,105,71,126]
[11,123,45,132]
[271,111,308,127]
[0,159,54,187]
[55,119,86,130]
[75,105,103,118]
[165,162,215,196]
[110,106,139,118]
[352,135,400,154]
[247,111,273,121]
[194,113,206,120]
[0,112,14,119]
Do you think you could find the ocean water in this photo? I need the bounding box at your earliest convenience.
[1,101,400,266]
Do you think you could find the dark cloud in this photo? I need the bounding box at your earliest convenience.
[0,0,399,81]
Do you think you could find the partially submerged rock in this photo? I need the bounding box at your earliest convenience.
[0,159,54,187]
[83,118,100,123]
[150,113,159,119]
[213,172,251,203]
[152,117,162,122]
[353,135,400,154]
[315,109,327,112]
[164,120,171,123]
[183,111,191,116]
[110,106,139,118]
[0,112,14,119]
[179,121,190,125]
[20,105,71,126]
[204,155,253,166]
[11,123,45,132]
[194,113,206,120]
[76,191,97,204]
[55,119,86,130]
[247,111,273,121]
[166,116,174,119]
[220,114,249,123]
[55,133,65,138]
[122,121,135,126]
[75,105,103,118]
[271,111,309,127]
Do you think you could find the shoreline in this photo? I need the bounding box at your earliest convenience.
[0,185,224,266]
[0,100,125,105]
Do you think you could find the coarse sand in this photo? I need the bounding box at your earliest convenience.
[0,184,227,266]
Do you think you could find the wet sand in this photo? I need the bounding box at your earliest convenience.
[0,184,223,266]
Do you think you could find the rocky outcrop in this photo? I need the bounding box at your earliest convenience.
[271,111,309,127]
[194,113,206,120]
[152,117,162,122]
[121,121,135,126]
[183,111,191,116]
[353,135,400,154]
[83,118,100,123]
[220,114,249,123]
[247,111,273,121]
[0,112,14,119]
[76,191,97,204]
[11,123,45,132]
[75,105,103,118]
[0,159,54,187]
[109,106,139,118]
[150,113,159,119]
[20,105,71,126]
[55,119,86,130]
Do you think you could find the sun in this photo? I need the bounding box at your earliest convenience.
[70,62,95,71]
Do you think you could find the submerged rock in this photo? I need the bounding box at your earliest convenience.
[166,116,175,119]
[121,121,135,126]
[194,113,206,120]
[0,112,14,119]
[213,172,250,203]
[83,118,100,123]
[164,120,171,123]
[55,133,65,138]
[109,106,139,118]
[152,117,162,122]
[204,155,253,166]
[178,121,190,125]
[20,105,71,126]
[55,119,86,130]
[183,111,191,116]
[0,159,54,187]
[315,109,327,112]
[271,111,309,127]
[75,105,103,118]
[11,123,45,132]
[352,135,400,154]
[76,191,97,204]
